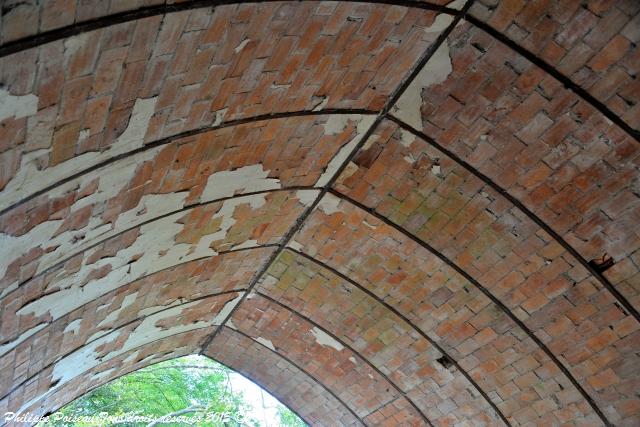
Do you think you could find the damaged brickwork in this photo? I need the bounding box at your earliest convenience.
[0,1,638,426]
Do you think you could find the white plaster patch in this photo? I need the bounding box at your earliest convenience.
[295,189,319,206]
[213,108,228,126]
[287,240,303,251]
[212,294,244,325]
[310,327,344,351]
[200,164,281,203]
[93,367,116,382]
[122,350,140,364]
[256,337,276,351]
[316,115,376,187]
[349,356,357,364]
[317,193,341,215]
[78,129,90,144]
[234,39,251,53]
[231,239,258,250]
[13,193,262,340]
[312,96,329,111]
[137,301,181,318]
[431,164,441,175]
[97,292,139,328]
[50,299,224,389]
[0,89,38,122]
[0,97,158,212]
[2,185,287,354]
[0,323,47,355]
[226,319,238,330]
[424,10,455,36]
[446,0,466,10]
[404,155,416,164]
[63,319,82,335]
[391,43,453,130]
[398,129,416,148]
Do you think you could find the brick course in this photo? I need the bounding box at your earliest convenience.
[208,327,363,426]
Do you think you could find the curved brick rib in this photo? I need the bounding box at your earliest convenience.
[0,0,461,56]
[225,292,433,425]
[332,117,640,423]
[0,246,275,398]
[1,293,241,417]
[207,327,365,426]
[258,249,509,425]
[195,0,471,377]
[468,1,640,138]
[387,115,640,326]
[291,194,610,425]
[390,20,640,317]
[6,330,209,421]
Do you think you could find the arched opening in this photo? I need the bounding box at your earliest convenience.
[36,355,306,426]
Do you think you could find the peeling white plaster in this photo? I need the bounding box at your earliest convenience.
[8,193,265,353]
[398,129,416,148]
[93,367,116,382]
[201,164,281,202]
[122,350,140,364]
[78,129,90,144]
[310,327,344,351]
[0,170,186,299]
[226,319,238,330]
[0,97,158,212]
[46,298,226,398]
[349,356,357,364]
[403,155,415,164]
[431,164,441,175]
[231,239,258,250]
[212,108,228,127]
[0,323,47,354]
[317,193,341,215]
[391,43,453,130]
[256,337,276,351]
[312,96,329,111]
[137,300,182,317]
[446,0,466,10]
[287,240,303,251]
[295,189,318,206]
[424,10,455,36]
[63,34,87,55]
[234,39,251,53]
[63,319,82,335]
[135,353,158,367]
[16,195,253,320]
[316,115,376,187]
[212,294,244,325]
[97,292,139,328]
[0,89,38,122]
[117,97,157,148]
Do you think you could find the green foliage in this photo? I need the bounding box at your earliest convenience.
[276,407,307,427]
[39,356,306,427]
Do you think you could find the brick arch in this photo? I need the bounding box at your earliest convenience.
[0,0,638,426]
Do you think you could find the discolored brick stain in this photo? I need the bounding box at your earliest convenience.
[0,1,639,426]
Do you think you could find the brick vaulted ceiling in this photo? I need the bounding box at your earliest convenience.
[0,0,638,425]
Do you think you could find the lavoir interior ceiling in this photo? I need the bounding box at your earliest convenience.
[0,0,638,425]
